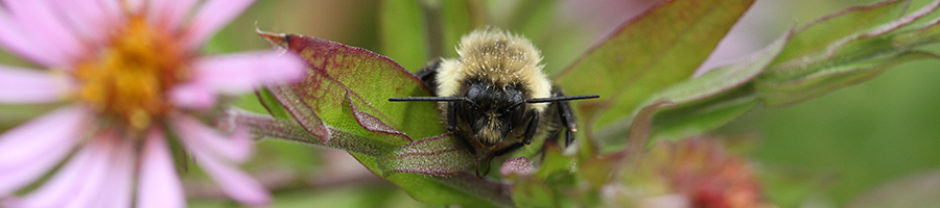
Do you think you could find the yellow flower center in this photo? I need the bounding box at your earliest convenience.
[75,16,189,130]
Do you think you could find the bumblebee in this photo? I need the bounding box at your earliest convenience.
[390,28,598,173]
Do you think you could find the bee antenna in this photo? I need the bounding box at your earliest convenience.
[525,95,599,103]
[388,97,469,102]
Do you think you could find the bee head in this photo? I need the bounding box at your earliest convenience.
[459,81,527,146]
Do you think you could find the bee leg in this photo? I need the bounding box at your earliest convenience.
[494,142,526,157]
[551,87,579,147]
[492,111,537,157]
[415,60,441,95]
[448,102,476,155]
[522,111,540,145]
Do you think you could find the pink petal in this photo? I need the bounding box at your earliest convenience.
[148,0,197,31]
[5,146,94,207]
[0,106,84,167]
[0,107,85,196]
[61,137,120,208]
[91,139,134,208]
[192,51,306,94]
[0,65,69,104]
[136,130,185,208]
[190,143,270,206]
[51,0,115,45]
[169,83,217,110]
[0,10,67,67]
[10,137,113,208]
[172,114,253,162]
[183,0,256,49]
[95,0,123,24]
[3,0,84,59]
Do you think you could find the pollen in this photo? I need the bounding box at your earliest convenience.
[75,16,188,130]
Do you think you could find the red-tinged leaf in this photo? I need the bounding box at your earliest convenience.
[553,0,756,134]
[380,133,476,175]
[895,12,940,46]
[258,31,443,146]
[265,84,331,142]
[344,90,411,142]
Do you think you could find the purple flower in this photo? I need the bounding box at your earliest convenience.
[0,0,306,207]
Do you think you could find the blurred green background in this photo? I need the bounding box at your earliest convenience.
[1,0,938,207]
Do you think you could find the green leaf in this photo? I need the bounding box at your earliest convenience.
[509,0,587,75]
[510,178,556,208]
[770,0,911,66]
[379,133,477,175]
[503,0,564,46]
[592,0,940,143]
[643,30,792,113]
[767,0,939,79]
[535,144,575,180]
[255,88,291,119]
[635,30,791,141]
[649,92,759,140]
[553,0,756,133]
[255,31,512,207]
[379,0,430,71]
[894,16,940,46]
[758,0,940,105]
[581,100,675,186]
[439,0,476,58]
[605,0,940,141]
[758,50,940,105]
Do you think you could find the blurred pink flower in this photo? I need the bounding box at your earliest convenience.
[0,0,306,207]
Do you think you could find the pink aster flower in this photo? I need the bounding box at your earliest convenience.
[0,0,305,207]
